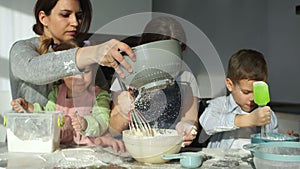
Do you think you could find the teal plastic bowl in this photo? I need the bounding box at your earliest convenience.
[251,133,299,144]
[244,142,300,169]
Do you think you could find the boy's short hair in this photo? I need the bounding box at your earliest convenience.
[227,49,268,83]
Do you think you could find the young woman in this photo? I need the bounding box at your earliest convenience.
[9,0,133,152]
[9,0,135,106]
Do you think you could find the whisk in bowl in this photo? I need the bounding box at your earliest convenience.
[117,77,154,137]
[128,108,153,136]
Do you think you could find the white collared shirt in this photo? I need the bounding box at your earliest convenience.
[199,94,278,148]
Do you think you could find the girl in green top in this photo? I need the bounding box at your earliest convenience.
[11,40,111,146]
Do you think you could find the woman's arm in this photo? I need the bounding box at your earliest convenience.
[10,38,135,85]
[75,39,135,78]
[10,39,81,85]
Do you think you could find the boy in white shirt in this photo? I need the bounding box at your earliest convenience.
[199,49,278,148]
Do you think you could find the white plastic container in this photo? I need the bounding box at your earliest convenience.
[0,90,12,143]
[4,111,63,153]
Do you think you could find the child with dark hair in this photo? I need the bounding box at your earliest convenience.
[109,16,200,147]
[199,49,278,148]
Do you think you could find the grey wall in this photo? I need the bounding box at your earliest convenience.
[89,0,152,33]
[153,0,300,104]
[267,0,300,104]
[2,0,300,105]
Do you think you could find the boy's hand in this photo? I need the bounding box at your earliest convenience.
[235,106,272,127]
[249,106,272,126]
[69,111,87,132]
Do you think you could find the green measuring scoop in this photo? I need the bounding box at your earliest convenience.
[253,81,270,138]
[253,81,270,106]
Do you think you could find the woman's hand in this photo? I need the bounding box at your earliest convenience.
[99,39,135,78]
[10,98,34,113]
[76,39,136,78]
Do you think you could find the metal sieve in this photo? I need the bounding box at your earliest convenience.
[119,40,182,93]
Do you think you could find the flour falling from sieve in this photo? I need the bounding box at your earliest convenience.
[133,82,181,130]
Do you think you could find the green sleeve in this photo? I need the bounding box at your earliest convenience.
[81,90,111,137]
[33,86,58,112]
